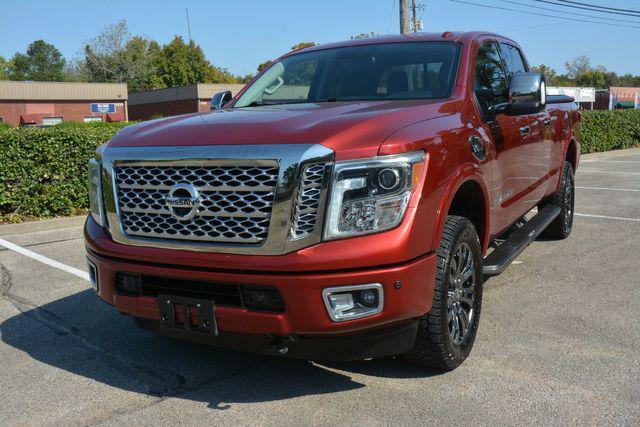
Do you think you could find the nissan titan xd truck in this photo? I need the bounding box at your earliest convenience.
[85,32,580,370]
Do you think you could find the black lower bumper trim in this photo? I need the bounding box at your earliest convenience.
[134,317,419,361]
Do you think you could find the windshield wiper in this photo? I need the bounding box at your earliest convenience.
[237,100,289,108]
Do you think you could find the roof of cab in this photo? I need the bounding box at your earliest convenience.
[286,31,514,57]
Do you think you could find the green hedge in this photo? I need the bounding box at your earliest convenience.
[581,109,640,153]
[0,122,130,223]
[1,110,639,223]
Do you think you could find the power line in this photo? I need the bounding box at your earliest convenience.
[501,0,640,24]
[449,0,640,28]
[388,0,397,33]
[531,0,640,18]
[557,0,640,14]
[185,8,192,42]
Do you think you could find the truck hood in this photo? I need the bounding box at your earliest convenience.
[110,99,457,159]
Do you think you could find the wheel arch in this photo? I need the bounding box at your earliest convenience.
[565,138,578,172]
[432,167,491,254]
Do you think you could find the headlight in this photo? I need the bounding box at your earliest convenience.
[87,158,105,227]
[324,151,425,240]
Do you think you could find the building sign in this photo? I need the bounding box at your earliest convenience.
[90,103,116,114]
[547,86,596,103]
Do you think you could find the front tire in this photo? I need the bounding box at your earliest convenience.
[540,161,574,239]
[404,215,483,370]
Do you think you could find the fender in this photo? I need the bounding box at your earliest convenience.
[431,162,492,255]
[554,115,580,192]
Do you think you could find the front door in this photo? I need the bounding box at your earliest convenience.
[498,42,552,209]
[473,40,531,235]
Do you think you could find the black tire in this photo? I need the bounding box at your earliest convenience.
[540,161,574,239]
[404,215,483,370]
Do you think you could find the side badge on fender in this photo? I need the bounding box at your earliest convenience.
[469,135,487,161]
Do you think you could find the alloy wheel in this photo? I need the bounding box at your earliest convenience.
[446,241,477,345]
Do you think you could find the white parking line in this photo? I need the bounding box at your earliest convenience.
[581,160,640,164]
[575,213,640,223]
[576,186,640,192]
[577,171,640,176]
[0,236,89,281]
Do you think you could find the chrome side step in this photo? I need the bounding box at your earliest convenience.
[483,205,561,276]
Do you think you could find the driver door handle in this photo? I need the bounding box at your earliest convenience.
[519,126,530,137]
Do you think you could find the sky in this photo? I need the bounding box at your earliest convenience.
[0,0,639,77]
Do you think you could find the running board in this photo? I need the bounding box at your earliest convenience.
[483,205,561,276]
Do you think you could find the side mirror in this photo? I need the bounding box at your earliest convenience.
[506,72,546,115]
[211,91,233,110]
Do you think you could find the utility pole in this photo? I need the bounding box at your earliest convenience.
[400,0,410,34]
[410,0,425,32]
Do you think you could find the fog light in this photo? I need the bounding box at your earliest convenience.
[87,259,98,291]
[322,284,383,322]
[327,293,355,312]
[358,289,377,307]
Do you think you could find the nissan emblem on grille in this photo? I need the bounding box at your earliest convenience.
[164,183,201,221]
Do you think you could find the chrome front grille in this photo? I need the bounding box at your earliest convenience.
[114,165,278,244]
[291,164,326,239]
[101,145,334,255]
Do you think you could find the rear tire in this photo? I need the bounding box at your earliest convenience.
[404,215,483,370]
[540,161,574,239]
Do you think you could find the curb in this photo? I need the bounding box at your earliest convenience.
[0,215,86,237]
[581,147,640,160]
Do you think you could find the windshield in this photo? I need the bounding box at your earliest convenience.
[234,42,461,107]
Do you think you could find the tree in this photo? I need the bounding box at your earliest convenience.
[350,32,379,39]
[564,55,591,80]
[257,60,272,73]
[604,71,619,88]
[0,56,10,80]
[9,40,65,81]
[291,42,317,51]
[576,70,606,89]
[81,21,163,91]
[155,36,237,87]
[531,64,558,86]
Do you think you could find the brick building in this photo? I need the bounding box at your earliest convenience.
[593,86,640,110]
[128,83,245,121]
[0,81,128,127]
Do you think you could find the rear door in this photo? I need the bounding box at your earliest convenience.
[473,40,531,235]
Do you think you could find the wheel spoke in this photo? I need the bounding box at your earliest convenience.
[459,296,474,307]
[450,311,460,340]
[458,308,469,335]
[457,247,467,275]
[450,255,458,275]
[460,260,475,281]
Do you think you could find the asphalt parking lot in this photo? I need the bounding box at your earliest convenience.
[1,148,639,425]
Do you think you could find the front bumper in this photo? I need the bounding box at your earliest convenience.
[85,216,437,357]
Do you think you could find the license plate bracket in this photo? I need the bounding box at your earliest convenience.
[158,294,218,335]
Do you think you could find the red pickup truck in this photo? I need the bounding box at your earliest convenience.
[85,31,580,370]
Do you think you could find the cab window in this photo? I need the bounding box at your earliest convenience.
[499,43,527,78]
[474,41,508,118]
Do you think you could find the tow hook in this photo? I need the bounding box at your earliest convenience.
[262,335,297,356]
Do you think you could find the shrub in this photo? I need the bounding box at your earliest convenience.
[580,109,640,153]
[0,122,130,222]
